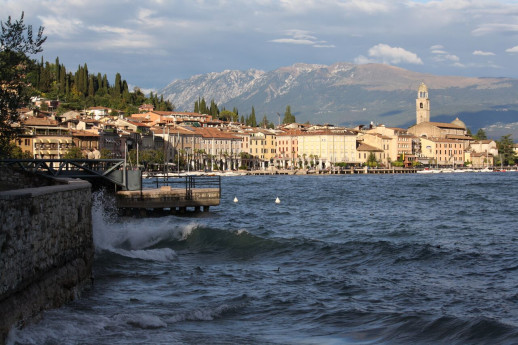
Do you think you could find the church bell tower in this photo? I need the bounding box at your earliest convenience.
[416,82,430,124]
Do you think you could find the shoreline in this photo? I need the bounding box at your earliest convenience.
[142,166,517,178]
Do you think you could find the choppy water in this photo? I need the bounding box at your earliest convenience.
[8,173,518,345]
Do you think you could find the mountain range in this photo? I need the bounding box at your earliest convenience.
[159,62,518,138]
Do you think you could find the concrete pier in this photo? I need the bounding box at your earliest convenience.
[116,185,220,215]
[245,167,418,175]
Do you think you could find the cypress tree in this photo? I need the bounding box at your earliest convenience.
[210,99,219,118]
[282,105,296,124]
[88,75,94,97]
[200,97,207,114]
[102,74,109,91]
[59,65,66,94]
[82,63,88,94]
[249,106,257,127]
[114,73,122,96]
[55,57,60,82]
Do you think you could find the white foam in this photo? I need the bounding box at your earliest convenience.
[91,190,201,260]
[168,304,234,323]
[236,229,249,235]
[114,313,167,329]
[111,248,178,262]
[6,312,113,344]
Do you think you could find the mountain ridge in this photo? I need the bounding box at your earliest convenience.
[158,62,518,136]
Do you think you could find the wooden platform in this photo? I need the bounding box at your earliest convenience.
[116,185,220,215]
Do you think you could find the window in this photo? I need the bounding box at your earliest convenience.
[420,103,423,109]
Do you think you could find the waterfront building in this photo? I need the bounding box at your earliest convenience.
[419,137,466,166]
[465,140,498,168]
[247,129,277,169]
[356,142,384,166]
[275,129,300,169]
[192,127,242,171]
[468,140,498,157]
[466,151,494,168]
[365,126,418,164]
[297,129,358,168]
[151,125,200,168]
[358,132,392,167]
[17,117,73,159]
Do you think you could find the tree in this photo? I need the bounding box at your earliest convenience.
[474,128,487,140]
[497,134,516,166]
[282,105,296,124]
[248,106,257,127]
[0,12,46,158]
[366,152,378,167]
[220,109,237,122]
[63,146,83,159]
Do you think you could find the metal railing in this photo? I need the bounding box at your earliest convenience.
[0,159,138,190]
[151,175,221,200]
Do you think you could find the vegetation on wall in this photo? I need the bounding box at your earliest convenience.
[0,12,46,158]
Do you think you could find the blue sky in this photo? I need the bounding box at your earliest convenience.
[3,0,518,90]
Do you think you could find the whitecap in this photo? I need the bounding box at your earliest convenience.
[114,313,167,329]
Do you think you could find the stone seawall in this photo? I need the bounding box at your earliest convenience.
[0,179,94,344]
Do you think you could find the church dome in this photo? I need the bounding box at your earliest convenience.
[451,117,466,129]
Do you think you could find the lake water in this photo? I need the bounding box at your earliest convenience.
[8,173,518,344]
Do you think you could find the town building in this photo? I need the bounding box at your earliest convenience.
[298,129,358,169]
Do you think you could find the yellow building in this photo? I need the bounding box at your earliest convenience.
[358,132,392,167]
[419,137,465,166]
[297,130,358,167]
[248,129,277,167]
[17,118,74,159]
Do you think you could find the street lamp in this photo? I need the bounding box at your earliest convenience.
[119,134,127,188]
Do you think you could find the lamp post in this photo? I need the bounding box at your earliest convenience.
[119,134,127,188]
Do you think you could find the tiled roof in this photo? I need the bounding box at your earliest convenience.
[23,118,59,126]
[357,143,383,152]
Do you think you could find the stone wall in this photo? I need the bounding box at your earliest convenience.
[0,178,93,344]
[0,165,65,191]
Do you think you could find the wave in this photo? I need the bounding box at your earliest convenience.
[107,248,178,262]
[315,309,518,345]
[168,303,243,323]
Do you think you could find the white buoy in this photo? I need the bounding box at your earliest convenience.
[234,197,238,203]
[275,197,280,204]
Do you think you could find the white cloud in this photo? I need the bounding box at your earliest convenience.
[356,44,423,65]
[473,50,495,56]
[270,38,315,45]
[354,55,375,64]
[37,16,83,38]
[472,23,518,36]
[9,0,518,87]
[336,0,390,14]
[430,45,461,64]
[270,29,334,48]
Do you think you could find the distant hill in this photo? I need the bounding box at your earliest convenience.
[159,62,518,137]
